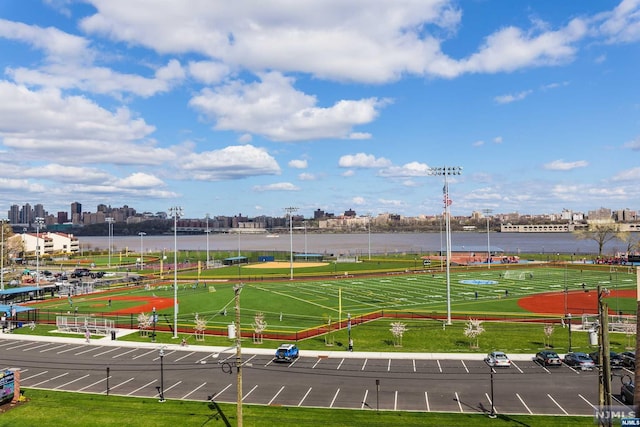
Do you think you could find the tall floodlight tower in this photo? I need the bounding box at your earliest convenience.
[105,217,114,268]
[285,207,298,280]
[168,206,183,339]
[35,217,44,289]
[138,232,146,269]
[1,219,7,291]
[428,166,463,325]
[482,209,493,269]
[205,213,210,268]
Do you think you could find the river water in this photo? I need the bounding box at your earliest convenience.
[79,232,628,257]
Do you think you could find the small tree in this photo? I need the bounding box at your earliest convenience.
[574,222,621,256]
[543,324,554,348]
[390,321,408,347]
[252,312,267,344]
[194,312,207,341]
[137,312,151,337]
[463,318,485,349]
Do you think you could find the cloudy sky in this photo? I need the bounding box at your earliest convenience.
[1,1,639,219]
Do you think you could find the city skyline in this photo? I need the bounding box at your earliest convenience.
[1,2,639,219]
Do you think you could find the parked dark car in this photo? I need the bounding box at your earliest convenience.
[621,382,634,405]
[535,350,562,367]
[589,351,623,368]
[70,268,91,278]
[620,351,636,369]
[563,352,595,370]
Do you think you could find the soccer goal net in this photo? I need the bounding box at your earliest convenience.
[503,270,530,280]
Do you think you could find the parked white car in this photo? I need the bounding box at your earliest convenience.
[485,351,511,367]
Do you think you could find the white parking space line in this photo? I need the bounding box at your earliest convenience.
[182,382,207,400]
[287,357,299,368]
[160,380,182,397]
[394,390,398,411]
[298,387,312,407]
[112,348,138,359]
[79,377,108,392]
[127,379,156,396]
[32,372,68,387]
[243,354,257,366]
[455,392,463,412]
[437,360,442,373]
[93,347,120,358]
[132,349,156,360]
[361,359,368,371]
[361,390,369,410]
[461,360,469,373]
[39,344,67,353]
[388,359,391,372]
[578,393,597,410]
[516,393,532,414]
[22,343,51,352]
[213,383,233,400]
[57,346,81,355]
[413,359,416,372]
[22,371,47,381]
[547,393,568,415]
[153,350,176,361]
[511,361,523,373]
[268,385,285,405]
[242,385,258,401]
[55,374,91,390]
[336,358,344,370]
[485,393,497,414]
[107,377,135,392]
[6,342,34,350]
[264,359,274,367]
[312,359,321,369]
[177,351,196,362]
[425,391,430,412]
[330,388,340,408]
[75,347,100,356]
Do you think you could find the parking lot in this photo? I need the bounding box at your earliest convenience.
[0,336,627,416]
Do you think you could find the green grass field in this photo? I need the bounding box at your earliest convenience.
[1,389,592,427]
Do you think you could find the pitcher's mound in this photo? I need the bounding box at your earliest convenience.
[244,261,328,269]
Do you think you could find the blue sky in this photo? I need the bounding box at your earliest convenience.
[1,1,639,219]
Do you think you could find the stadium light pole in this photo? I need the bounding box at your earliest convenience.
[205,213,210,268]
[105,217,114,268]
[429,166,463,325]
[368,213,372,261]
[482,209,492,269]
[285,207,298,280]
[35,217,44,289]
[169,206,183,339]
[1,218,7,291]
[138,232,146,269]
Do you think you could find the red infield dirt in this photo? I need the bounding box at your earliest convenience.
[95,296,174,315]
[518,289,635,315]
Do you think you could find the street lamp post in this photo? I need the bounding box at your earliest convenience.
[429,166,463,325]
[234,283,244,427]
[285,207,298,280]
[347,312,352,351]
[138,232,146,270]
[35,217,44,289]
[367,214,372,261]
[567,313,572,352]
[304,221,307,261]
[105,217,114,268]
[158,347,165,402]
[152,306,157,343]
[482,208,492,269]
[489,366,496,418]
[168,206,183,339]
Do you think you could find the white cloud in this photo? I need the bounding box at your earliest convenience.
[252,182,300,192]
[623,137,640,150]
[378,161,431,177]
[298,173,316,181]
[351,196,366,206]
[289,159,308,169]
[189,72,385,141]
[613,167,640,181]
[180,144,281,180]
[543,159,589,171]
[338,153,392,168]
[187,60,230,84]
[494,90,533,104]
[493,136,503,144]
[597,0,640,43]
[114,172,166,188]
[23,164,111,184]
[473,140,485,147]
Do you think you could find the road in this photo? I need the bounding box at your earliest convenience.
[0,335,625,416]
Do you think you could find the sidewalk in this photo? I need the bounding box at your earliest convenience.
[0,329,537,361]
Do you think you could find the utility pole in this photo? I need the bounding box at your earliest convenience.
[234,283,243,427]
[634,267,640,415]
[598,285,612,427]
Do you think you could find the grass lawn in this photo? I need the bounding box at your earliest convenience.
[1,389,592,427]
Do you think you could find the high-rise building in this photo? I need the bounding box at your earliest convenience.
[8,205,20,224]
